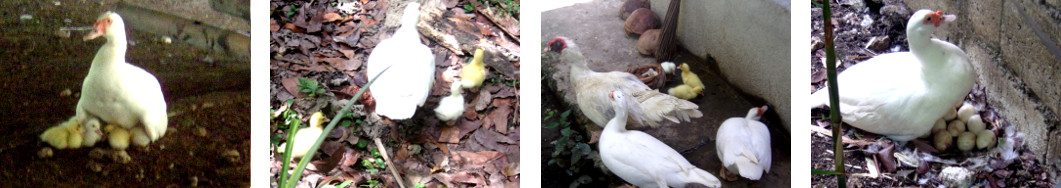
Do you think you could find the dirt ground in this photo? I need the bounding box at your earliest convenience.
[269,0,521,187]
[0,0,250,187]
[809,1,1054,187]
[541,0,791,187]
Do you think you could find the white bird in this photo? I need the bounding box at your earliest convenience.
[716,105,772,180]
[546,36,702,128]
[599,90,721,188]
[809,10,974,141]
[78,11,169,148]
[660,61,676,74]
[434,81,465,124]
[366,2,435,120]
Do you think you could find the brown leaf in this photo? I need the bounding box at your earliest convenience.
[458,118,483,140]
[323,13,342,22]
[283,23,306,33]
[439,125,460,144]
[489,106,511,134]
[282,77,308,98]
[453,151,503,166]
[270,20,280,32]
[310,146,347,173]
[474,89,492,111]
[395,142,410,161]
[451,171,485,186]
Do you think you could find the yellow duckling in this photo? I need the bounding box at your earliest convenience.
[680,63,704,93]
[278,112,326,158]
[80,118,103,148]
[460,48,487,89]
[668,84,699,100]
[104,124,131,150]
[434,81,465,124]
[40,117,84,149]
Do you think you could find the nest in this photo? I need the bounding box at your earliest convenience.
[625,64,667,89]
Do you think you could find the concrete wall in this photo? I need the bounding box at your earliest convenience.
[647,0,792,130]
[904,0,1061,179]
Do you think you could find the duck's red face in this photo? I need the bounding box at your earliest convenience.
[924,11,943,27]
[83,16,113,41]
[546,38,568,53]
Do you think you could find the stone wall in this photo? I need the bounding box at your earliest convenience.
[905,0,1061,180]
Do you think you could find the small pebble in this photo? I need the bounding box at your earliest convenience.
[190,176,198,187]
[222,149,240,163]
[88,161,102,172]
[55,30,71,39]
[19,14,32,21]
[113,150,131,164]
[195,126,208,137]
[38,147,53,158]
[161,36,172,44]
[60,89,72,97]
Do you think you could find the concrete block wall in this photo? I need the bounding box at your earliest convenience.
[647,0,792,130]
[905,0,1061,179]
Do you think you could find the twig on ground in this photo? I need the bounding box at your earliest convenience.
[374,137,406,188]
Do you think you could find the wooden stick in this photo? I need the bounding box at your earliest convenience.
[374,137,406,188]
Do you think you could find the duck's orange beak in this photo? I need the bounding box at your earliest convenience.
[83,17,109,41]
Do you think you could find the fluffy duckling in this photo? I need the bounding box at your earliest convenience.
[81,117,103,147]
[40,117,84,149]
[668,84,699,100]
[279,112,327,158]
[680,63,704,92]
[105,124,131,150]
[434,81,465,124]
[460,48,487,89]
[661,61,676,74]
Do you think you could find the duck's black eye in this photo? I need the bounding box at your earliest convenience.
[926,17,932,21]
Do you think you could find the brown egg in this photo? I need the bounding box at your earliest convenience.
[637,29,661,55]
[625,8,660,35]
[620,0,651,20]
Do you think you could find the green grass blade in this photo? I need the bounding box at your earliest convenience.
[286,65,392,188]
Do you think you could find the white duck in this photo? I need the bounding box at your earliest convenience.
[599,90,721,188]
[78,11,169,148]
[546,37,702,128]
[809,10,974,141]
[716,105,772,180]
[366,2,435,120]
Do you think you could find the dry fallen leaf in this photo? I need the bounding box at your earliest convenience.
[323,12,342,22]
[281,77,307,98]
